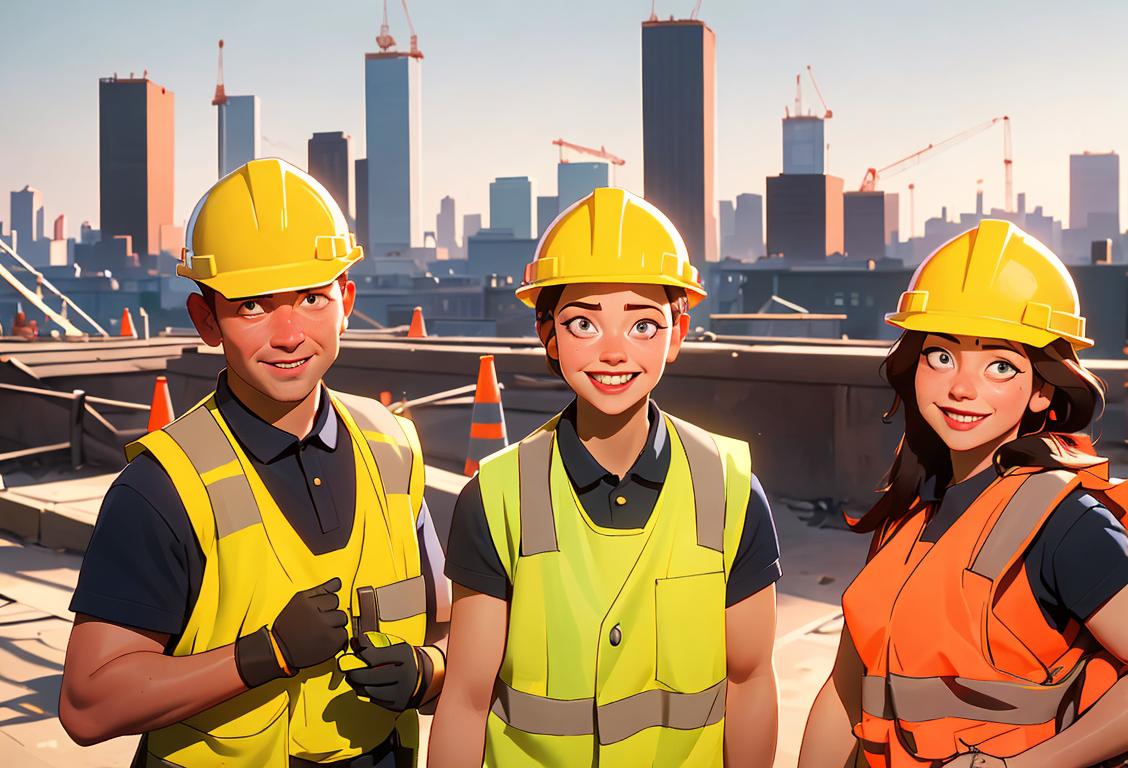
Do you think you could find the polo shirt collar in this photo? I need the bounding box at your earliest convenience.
[920,465,997,510]
[214,372,338,464]
[555,399,670,489]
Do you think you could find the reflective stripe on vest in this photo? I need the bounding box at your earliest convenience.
[490,679,728,744]
[333,391,414,497]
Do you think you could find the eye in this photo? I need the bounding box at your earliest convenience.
[986,360,1021,381]
[301,293,330,309]
[923,347,954,370]
[563,316,599,339]
[629,319,663,339]
[238,300,264,316]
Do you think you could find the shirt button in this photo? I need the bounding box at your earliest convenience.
[313,477,322,487]
[614,495,627,506]
[609,624,622,646]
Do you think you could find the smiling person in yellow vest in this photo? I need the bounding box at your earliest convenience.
[428,188,783,767]
[59,159,450,768]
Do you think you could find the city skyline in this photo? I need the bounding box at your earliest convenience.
[3,0,1127,248]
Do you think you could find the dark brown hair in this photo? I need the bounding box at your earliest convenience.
[534,284,690,378]
[852,330,1106,533]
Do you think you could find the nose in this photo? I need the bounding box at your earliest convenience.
[597,339,628,366]
[947,368,977,402]
[268,305,305,352]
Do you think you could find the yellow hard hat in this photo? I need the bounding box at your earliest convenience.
[516,187,706,308]
[178,158,363,299]
[886,219,1091,349]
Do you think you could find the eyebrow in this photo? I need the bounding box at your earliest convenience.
[559,301,602,312]
[931,333,960,344]
[982,342,1022,353]
[624,303,663,312]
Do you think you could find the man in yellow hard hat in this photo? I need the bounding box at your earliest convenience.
[429,188,782,766]
[59,158,449,767]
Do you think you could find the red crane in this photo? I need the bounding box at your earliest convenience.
[806,65,832,119]
[376,0,422,58]
[860,116,1014,212]
[211,39,227,106]
[552,139,626,166]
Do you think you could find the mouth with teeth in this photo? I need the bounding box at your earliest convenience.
[263,356,312,373]
[939,405,991,431]
[586,371,641,394]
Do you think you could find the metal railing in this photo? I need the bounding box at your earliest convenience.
[0,382,148,469]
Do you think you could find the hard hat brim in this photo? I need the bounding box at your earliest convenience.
[515,274,708,309]
[885,310,1094,351]
[178,248,363,300]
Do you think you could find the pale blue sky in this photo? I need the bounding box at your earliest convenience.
[2,0,1125,242]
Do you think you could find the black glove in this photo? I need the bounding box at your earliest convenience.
[235,577,349,688]
[343,633,435,713]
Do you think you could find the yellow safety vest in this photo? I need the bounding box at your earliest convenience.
[124,389,427,767]
[478,409,752,767]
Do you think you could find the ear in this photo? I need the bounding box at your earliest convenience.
[666,313,691,364]
[187,292,223,347]
[340,279,357,335]
[1028,379,1055,414]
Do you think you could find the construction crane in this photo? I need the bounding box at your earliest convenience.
[805,65,832,119]
[860,116,1014,212]
[552,139,625,185]
[376,0,422,58]
[212,40,228,179]
[211,40,227,106]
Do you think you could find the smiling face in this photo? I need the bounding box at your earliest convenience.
[541,282,690,416]
[914,333,1053,454]
[188,277,356,404]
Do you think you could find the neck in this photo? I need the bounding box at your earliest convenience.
[574,396,651,480]
[226,369,322,440]
[949,424,1021,485]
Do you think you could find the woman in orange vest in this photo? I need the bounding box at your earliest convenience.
[799,220,1128,768]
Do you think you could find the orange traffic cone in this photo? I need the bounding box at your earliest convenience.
[407,306,427,338]
[120,307,137,338]
[147,375,175,432]
[464,355,507,476]
[379,390,393,406]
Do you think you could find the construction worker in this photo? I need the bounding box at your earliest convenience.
[59,159,448,767]
[798,220,1128,768]
[429,188,782,766]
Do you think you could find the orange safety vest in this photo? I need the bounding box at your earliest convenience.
[843,436,1128,768]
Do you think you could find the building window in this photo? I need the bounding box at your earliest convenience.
[833,292,845,307]
[850,292,860,307]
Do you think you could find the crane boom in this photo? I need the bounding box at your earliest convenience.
[552,138,626,166]
[805,65,832,119]
[860,117,1010,204]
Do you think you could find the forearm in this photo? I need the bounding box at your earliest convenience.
[428,685,492,767]
[798,677,861,768]
[724,664,779,765]
[61,643,245,744]
[1009,675,1128,768]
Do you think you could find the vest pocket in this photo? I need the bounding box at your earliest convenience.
[655,571,726,693]
[150,689,289,767]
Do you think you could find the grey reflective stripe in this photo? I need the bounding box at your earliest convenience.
[518,427,557,556]
[470,402,504,423]
[490,679,727,744]
[862,662,1086,725]
[596,680,727,744]
[861,676,894,719]
[165,406,261,538]
[491,681,595,737]
[333,391,414,496]
[375,575,426,622]
[666,414,726,553]
[970,470,1076,579]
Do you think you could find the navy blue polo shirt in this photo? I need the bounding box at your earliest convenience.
[445,400,782,608]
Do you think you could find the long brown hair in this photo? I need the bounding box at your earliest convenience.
[851,330,1107,533]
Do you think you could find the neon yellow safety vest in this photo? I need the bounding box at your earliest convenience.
[478,409,752,766]
[124,390,427,767]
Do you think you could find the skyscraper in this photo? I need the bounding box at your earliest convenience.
[10,186,44,246]
[642,17,717,263]
[1069,152,1119,236]
[365,41,422,256]
[355,158,369,251]
[437,195,458,255]
[463,213,482,242]
[490,177,534,239]
[221,95,260,176]
[557,162,609,211]
[734,193,763,259]
[537,195,559,237]
[783,116,825,175]
[308,131,352,219]
[100,74,174,258]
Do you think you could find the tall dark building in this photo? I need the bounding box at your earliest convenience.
[99,75,174,258]
[642,18,717,263]
[844,191,886,261]
[308,131,351,219]
[355,158,369,253]
[734,193,763,259]
[766,174,844,261]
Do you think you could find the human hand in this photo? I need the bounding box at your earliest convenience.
[272,577,350,670]
[341,631,425,712]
